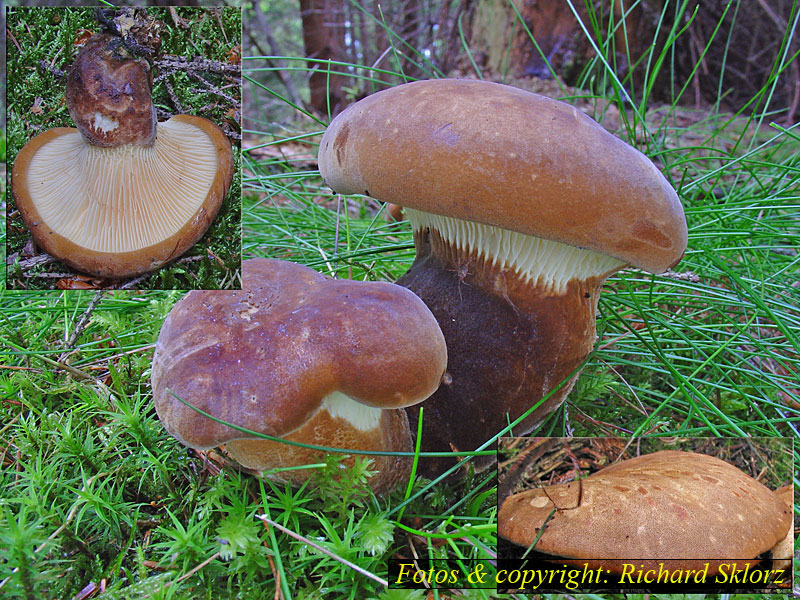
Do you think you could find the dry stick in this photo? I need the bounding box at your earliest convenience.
[59,291,104,363]
[405,535,432,591]
[497,438,553,508]
[0,415,22,469]
[597,359,648,415]
[7,250,158,289]
[269,551,282,600]
[8,252,59,270]
[37,353,95,382]
[117,272,154,290]
[168,6,191,29]
[153,55,240,75]
[172,552,221,585]
[257,520,284,600]
[142,551,224,597]
[34,355,119,414]
[163,78,185,114]
[0,471,110,592]
[212,8,229,44]
[257,516,389,588]
[0,414,21,439]
[7,26,22,52]
[16,272,83,279]
[189,72,239,106]
[249,493,284,600]
[74,343,155,372]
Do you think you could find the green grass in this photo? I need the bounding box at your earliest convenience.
[2,0,799,598]
[5,6,242,290]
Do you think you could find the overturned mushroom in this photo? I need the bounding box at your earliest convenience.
[11,34,234,279]
[151,258,447,494]
[498,450,792,573]
[318,79,688,476]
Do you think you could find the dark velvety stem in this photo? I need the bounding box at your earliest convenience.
[397,228,606,477]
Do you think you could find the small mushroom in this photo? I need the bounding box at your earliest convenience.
[498,450,792,573]
[318,79,688,476]
[151,258,447,494]
[11,34,234,279]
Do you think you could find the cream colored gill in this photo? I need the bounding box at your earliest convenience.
[319,390,382,432]
[405,208,625,294]
[26,118,218,253]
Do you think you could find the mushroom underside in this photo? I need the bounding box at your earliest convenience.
[21,118,219,253]
[13,116,231,278]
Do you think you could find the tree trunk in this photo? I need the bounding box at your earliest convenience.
[467,0,664,94]
[398,0,424,79]
[299,0,347,116]
[469,0,593,79]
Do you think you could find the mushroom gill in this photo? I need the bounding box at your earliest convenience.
[23,117,221,253]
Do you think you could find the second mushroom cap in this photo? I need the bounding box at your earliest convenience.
[151,258,448,493]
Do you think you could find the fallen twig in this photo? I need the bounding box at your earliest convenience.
[59,291,105,362]
[257,516,389,588]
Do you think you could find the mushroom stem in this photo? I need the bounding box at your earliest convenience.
[398,211,623,476]
[66,34,157,148]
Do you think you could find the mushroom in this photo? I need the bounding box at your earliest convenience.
[11,34,234,279]
[318,79,688,476]
[498,450,792,573]
[151,258,447,494]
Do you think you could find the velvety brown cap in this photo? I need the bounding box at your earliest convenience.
[319,79,687,274]
[499,451,791,569]
[11,115,233,278]
[66,34,157,147]
[151,258,447,450]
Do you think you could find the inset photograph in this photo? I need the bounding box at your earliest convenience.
[497,437,794,593]
[6,6,241,289]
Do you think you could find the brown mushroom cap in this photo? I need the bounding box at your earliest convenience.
[151,258,447,491]
[319,78,687,274]
[11,115,233,278]
[498,451,791,571]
